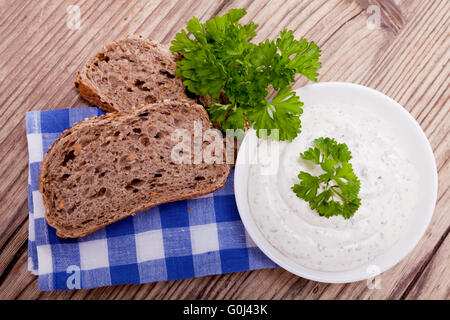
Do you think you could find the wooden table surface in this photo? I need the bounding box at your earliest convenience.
[0,0,448,300]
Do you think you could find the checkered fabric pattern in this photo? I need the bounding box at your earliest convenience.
[26,107,277,291]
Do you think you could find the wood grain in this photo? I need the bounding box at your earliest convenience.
[0,0,448,300]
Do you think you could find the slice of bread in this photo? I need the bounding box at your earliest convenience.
[39,100,230,238]
[76,36,193,113]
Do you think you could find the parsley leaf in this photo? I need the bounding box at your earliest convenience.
[247,86,303,141]
[292,137,361,219]
[170,9,321,141]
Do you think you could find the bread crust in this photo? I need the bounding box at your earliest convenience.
[39,100,230,238]
[76,72,118,113]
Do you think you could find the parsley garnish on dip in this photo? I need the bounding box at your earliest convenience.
[292,137,361,219]
[247,103,420,271]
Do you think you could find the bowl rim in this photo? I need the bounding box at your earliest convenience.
[234,81,438,283]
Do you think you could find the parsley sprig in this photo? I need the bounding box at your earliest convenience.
[292,137,361,219]
[170,8,321,141]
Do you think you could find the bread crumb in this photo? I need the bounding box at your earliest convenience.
[58,200,64,210]
[151,191,158,196]
[187,208,192,213]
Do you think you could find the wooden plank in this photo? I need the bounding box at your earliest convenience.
[0,251,37,300]
[405,232,450,300]
[0,0,448,300]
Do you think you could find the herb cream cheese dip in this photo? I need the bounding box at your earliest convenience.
[248,103,420,271]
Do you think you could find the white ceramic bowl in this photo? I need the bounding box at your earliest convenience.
[234,82,438,283]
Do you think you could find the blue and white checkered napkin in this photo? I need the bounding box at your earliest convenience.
[26,107,276,291]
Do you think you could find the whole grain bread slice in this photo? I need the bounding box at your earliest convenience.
[76,35,193,112]
[39,100,230,238]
